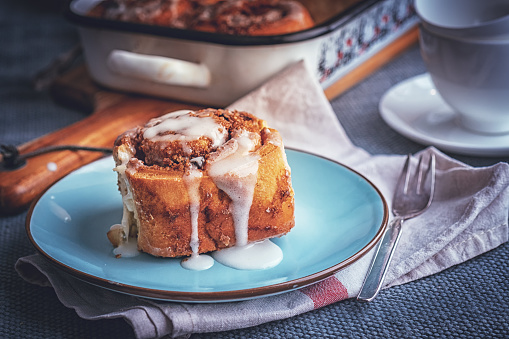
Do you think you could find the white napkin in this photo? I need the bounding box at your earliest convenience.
[16,61,509,339]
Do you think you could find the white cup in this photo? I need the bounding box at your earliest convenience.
[415,0,509,40]
[419,25,509,134]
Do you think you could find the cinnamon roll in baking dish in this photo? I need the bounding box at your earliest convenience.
[88,0,315,35]
[189,0,315,35]
[110,108,295,259]
[87,0,192,28]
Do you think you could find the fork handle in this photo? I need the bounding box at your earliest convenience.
[357,217,403,302]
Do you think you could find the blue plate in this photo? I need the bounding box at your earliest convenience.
[26,149,388,302]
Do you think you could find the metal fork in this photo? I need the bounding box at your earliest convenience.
[357,153,436,302]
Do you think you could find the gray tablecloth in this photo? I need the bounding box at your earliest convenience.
[1,2,508,338]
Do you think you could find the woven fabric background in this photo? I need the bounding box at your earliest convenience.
[1,1,508,338]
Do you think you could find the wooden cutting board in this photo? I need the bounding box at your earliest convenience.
[0,26,417,215]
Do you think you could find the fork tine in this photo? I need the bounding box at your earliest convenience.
[415,155,424,195]
[410,154,436,197]
[398,154,412,196]
[424,153,436,204]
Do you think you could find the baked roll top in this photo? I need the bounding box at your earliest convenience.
[189,0,315,35]
[88,0,192,28]
[111,108,295,258]
[88,0,315,35]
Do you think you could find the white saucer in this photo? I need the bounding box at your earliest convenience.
[379,73,509,157]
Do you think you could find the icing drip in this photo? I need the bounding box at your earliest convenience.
[207,132,260,247]
[111,147,140,257]
[183,167,202,254]
[264,127,291,176]
[113,236,140,258]
[180,252,214,271]
[211,239,283,270]
[181,165,214,271]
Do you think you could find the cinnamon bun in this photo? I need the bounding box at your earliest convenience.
[88,0,315,35]
[189,0,315,35]
[88,0,192,28]
[110,108,295,258]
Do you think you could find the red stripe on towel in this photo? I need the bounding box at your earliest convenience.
[302,276,348,309]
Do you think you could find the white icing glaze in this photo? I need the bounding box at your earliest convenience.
[182,151,216,271]
[264,128,291,172]
[190,156,205,168]
[112,147,143,260]
[264,128,281,147]
[113,237,140,258]
[207,131,260,247]
[211,239,283,270]
[183,167,203,255]
[143,110,228,150]
[180,253,214,271]
[113,146,131,177]
[113,148,137,237]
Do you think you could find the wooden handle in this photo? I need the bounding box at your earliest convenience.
[0,96,201,215]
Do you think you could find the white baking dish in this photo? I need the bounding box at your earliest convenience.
[68,0,418,106]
